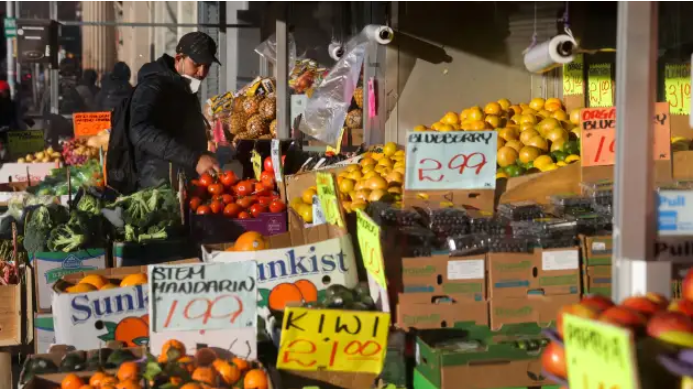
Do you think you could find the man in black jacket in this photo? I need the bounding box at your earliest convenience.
[96,62,133,112]
[130,32,220,189]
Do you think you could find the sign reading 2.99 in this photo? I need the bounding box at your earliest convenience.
[277,307,390,374]
[405,131,497,191]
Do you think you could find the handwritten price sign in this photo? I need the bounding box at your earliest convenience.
[149,261,257,332]
[356,210,386,289]
[580,103,672,167]
[665,64,691,115]
[316,172,344,227]
[564,314,639,389]
[563,54,584,96]
[7,130,44,158]
[73,111,111,137]
[588,64,613,108]
[277,307,390,374]
[404,131,497,191]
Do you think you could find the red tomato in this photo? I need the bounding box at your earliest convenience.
[236,196,256,209]
[219,171,238,187]
[190,179,200,187]
[192,185,207,199]
[257,196,272,207]
[540,342,567,379]
[261,175,275,190]
[269,199,286,213]
[221,194,234,204]
[235,181,253,197]
[198,173,214,188]
[249,203,267,218]
[264,156,274,173]
[189,197,202,211]
[212,194,223,202]
[196,205,212,215]
[238,211,251,219]
[207,183,224,196]
[223,203,242,218]
[210,200,223,214]
[253,182,271,196]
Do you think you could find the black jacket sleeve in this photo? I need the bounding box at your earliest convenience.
[128,81,201,171]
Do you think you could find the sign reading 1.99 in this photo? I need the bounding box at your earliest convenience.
[404,131,497,191]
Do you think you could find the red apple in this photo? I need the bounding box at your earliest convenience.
[557,303,601,338]
[647,311,693,347]
[684,268,693,302]
[621,296,662,317]
[541,341,567,379]
[580,294,615,313]
[645,292,669,310]
[668,299,693,317]
[599,306,648,330]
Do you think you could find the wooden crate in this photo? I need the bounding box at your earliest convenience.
[0,283,22,347]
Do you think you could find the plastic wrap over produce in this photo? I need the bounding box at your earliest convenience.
[254,33,298,75]
[299,25,393,144]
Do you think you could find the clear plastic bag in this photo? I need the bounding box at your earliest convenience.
[510,218,577,238]
[254,33,299,75]
[498,201,545,221]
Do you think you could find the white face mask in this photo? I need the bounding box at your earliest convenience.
[179,59,201,94]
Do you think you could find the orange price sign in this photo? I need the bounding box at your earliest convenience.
[563,54,584,96]
[665,64,692,115]
[564,314,639,389]
[72,111,111,137]
[588,64,613,108]
[580,103,672,167]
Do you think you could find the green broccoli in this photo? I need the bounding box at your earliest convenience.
[47,224,87,253]
[23,206,54,253]
[76,194,102,216]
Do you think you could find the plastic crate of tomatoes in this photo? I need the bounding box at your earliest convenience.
[187,165,288,244]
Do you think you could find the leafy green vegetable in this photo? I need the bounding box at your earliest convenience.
[108,185,180,242]
[46,210,105,253]
[23,205,69,253]
[76,193,102,215]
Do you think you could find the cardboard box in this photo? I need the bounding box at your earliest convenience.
[202,223,359,337]
[580,235,612,266]
[416,329,557,389]
[489,294,580,331]
[0,283,21,347]
[34,313,54,354]
[402,254,486,302]
[487,248,580,298]
[112,239,199,267]
[51,259,197,350]
[284,165,350,204]
[32,249,107,312]
[397,294,488,330]
[277,370,375,389]
[583,265,612,297]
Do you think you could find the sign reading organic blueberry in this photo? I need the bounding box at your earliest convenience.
[149,261,257,332]
[316,172,344,227]
[405,131,497,191]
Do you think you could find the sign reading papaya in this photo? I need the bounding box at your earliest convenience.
[7,129,44,158]
[580,103,672,167]
[277,307,390,374]
[564,314,638,389]
[73,112,111,137]
[563,54,584,96]
[588,64,613,108]
[316,172,344,227]
[149,261,257,333]
[664,64,691,115]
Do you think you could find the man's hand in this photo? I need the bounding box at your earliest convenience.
[196,154,220,175]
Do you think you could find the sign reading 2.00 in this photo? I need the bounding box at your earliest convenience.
[404,131,497,191]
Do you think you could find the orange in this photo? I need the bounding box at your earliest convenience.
[244,369,269,389]
[119,274,147,287]
[552,110,569,121]
[467,108,483,121]
[79,274,109,289]
[544,98,563,112]
[459,108,470,122]
[533,155,554,170]
[98,376,117,388]
[338,178,355,194]
[550,139,566,152]
[496,147,518,168]
[537,109,551,118]
[301,188,317,204]
[484,115,501,129]
[437,123,454,132]
[519,122,536,133]
[62,373,85,389]
[498,127,519,142]
[508,105,522,116]
[365,176,387,190]
[233,231,267,252]
[526,136,549,152]
[297,203,313,223]
[509,114,522,125]
[505,140,523,153]
[484,102,502,115]
[89,372,109,388]
[115,380,141,389]
[441,112,459,125]
[413,125,428,132]
[537,118,561,136]
[518,114,537,126]
[497,98,512,110]
[545,128,569,143]
[116,361,139,382]
[99,283,118,290]
[520,129,541,145]
[67,283,97,293]
[569,108,581,125]
[529,97,545,111]
[268,283,303,311]
[232,357,250,372]
[368,189,387,202]
[79,385,95,389]
[294,279,318,302]
[497,137,506,150]
[518,146,543,164]
[214,360,241,385]
[468,120,487,131]
[160,339,186,362]
[180,384,203,389]
[178,355,196,374]
[192,366,218,386]
[521,108,537,116]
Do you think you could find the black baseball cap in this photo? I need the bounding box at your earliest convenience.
[176,32,221,66]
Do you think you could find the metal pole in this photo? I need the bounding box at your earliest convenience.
[275,5,290,140]
[14,1,20,86]
[6,1,16,99]
[58,20,255,28]
[612,2,670,302]
[49,1,59,115]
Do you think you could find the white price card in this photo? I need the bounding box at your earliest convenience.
[271,139,283,183]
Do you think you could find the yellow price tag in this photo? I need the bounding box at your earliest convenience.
[563,54,584,96]
[564,314,639,389]
[251,150,262,181]
[277,307,390,374]
[665,64,691,115]
[316,172,344,227]
[356,209,387,289]
[326,128,345,155]
[588,63,613,108]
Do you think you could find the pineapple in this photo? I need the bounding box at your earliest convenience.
[259,97,277,120]
[269,119,277,137]
[345,109,363,129]
[354,87,364,109]
[258,134,274,140]
[242,95,263,116]
[235,131,251,140]
[229,112,247,135]
[246,114,269,138]
[232,97,245,113]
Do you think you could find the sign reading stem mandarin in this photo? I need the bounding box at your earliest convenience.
[580,103,672,167]
[316,172,344,227]
[588,64,613,108]
[149,261,257,333]
[73,112,111,137]
[664,64,691,115]
[356,210,386,289]
[563,54,584,96]
[277,307,390,374]
[404,131,497,191]
[564,314,639,389]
